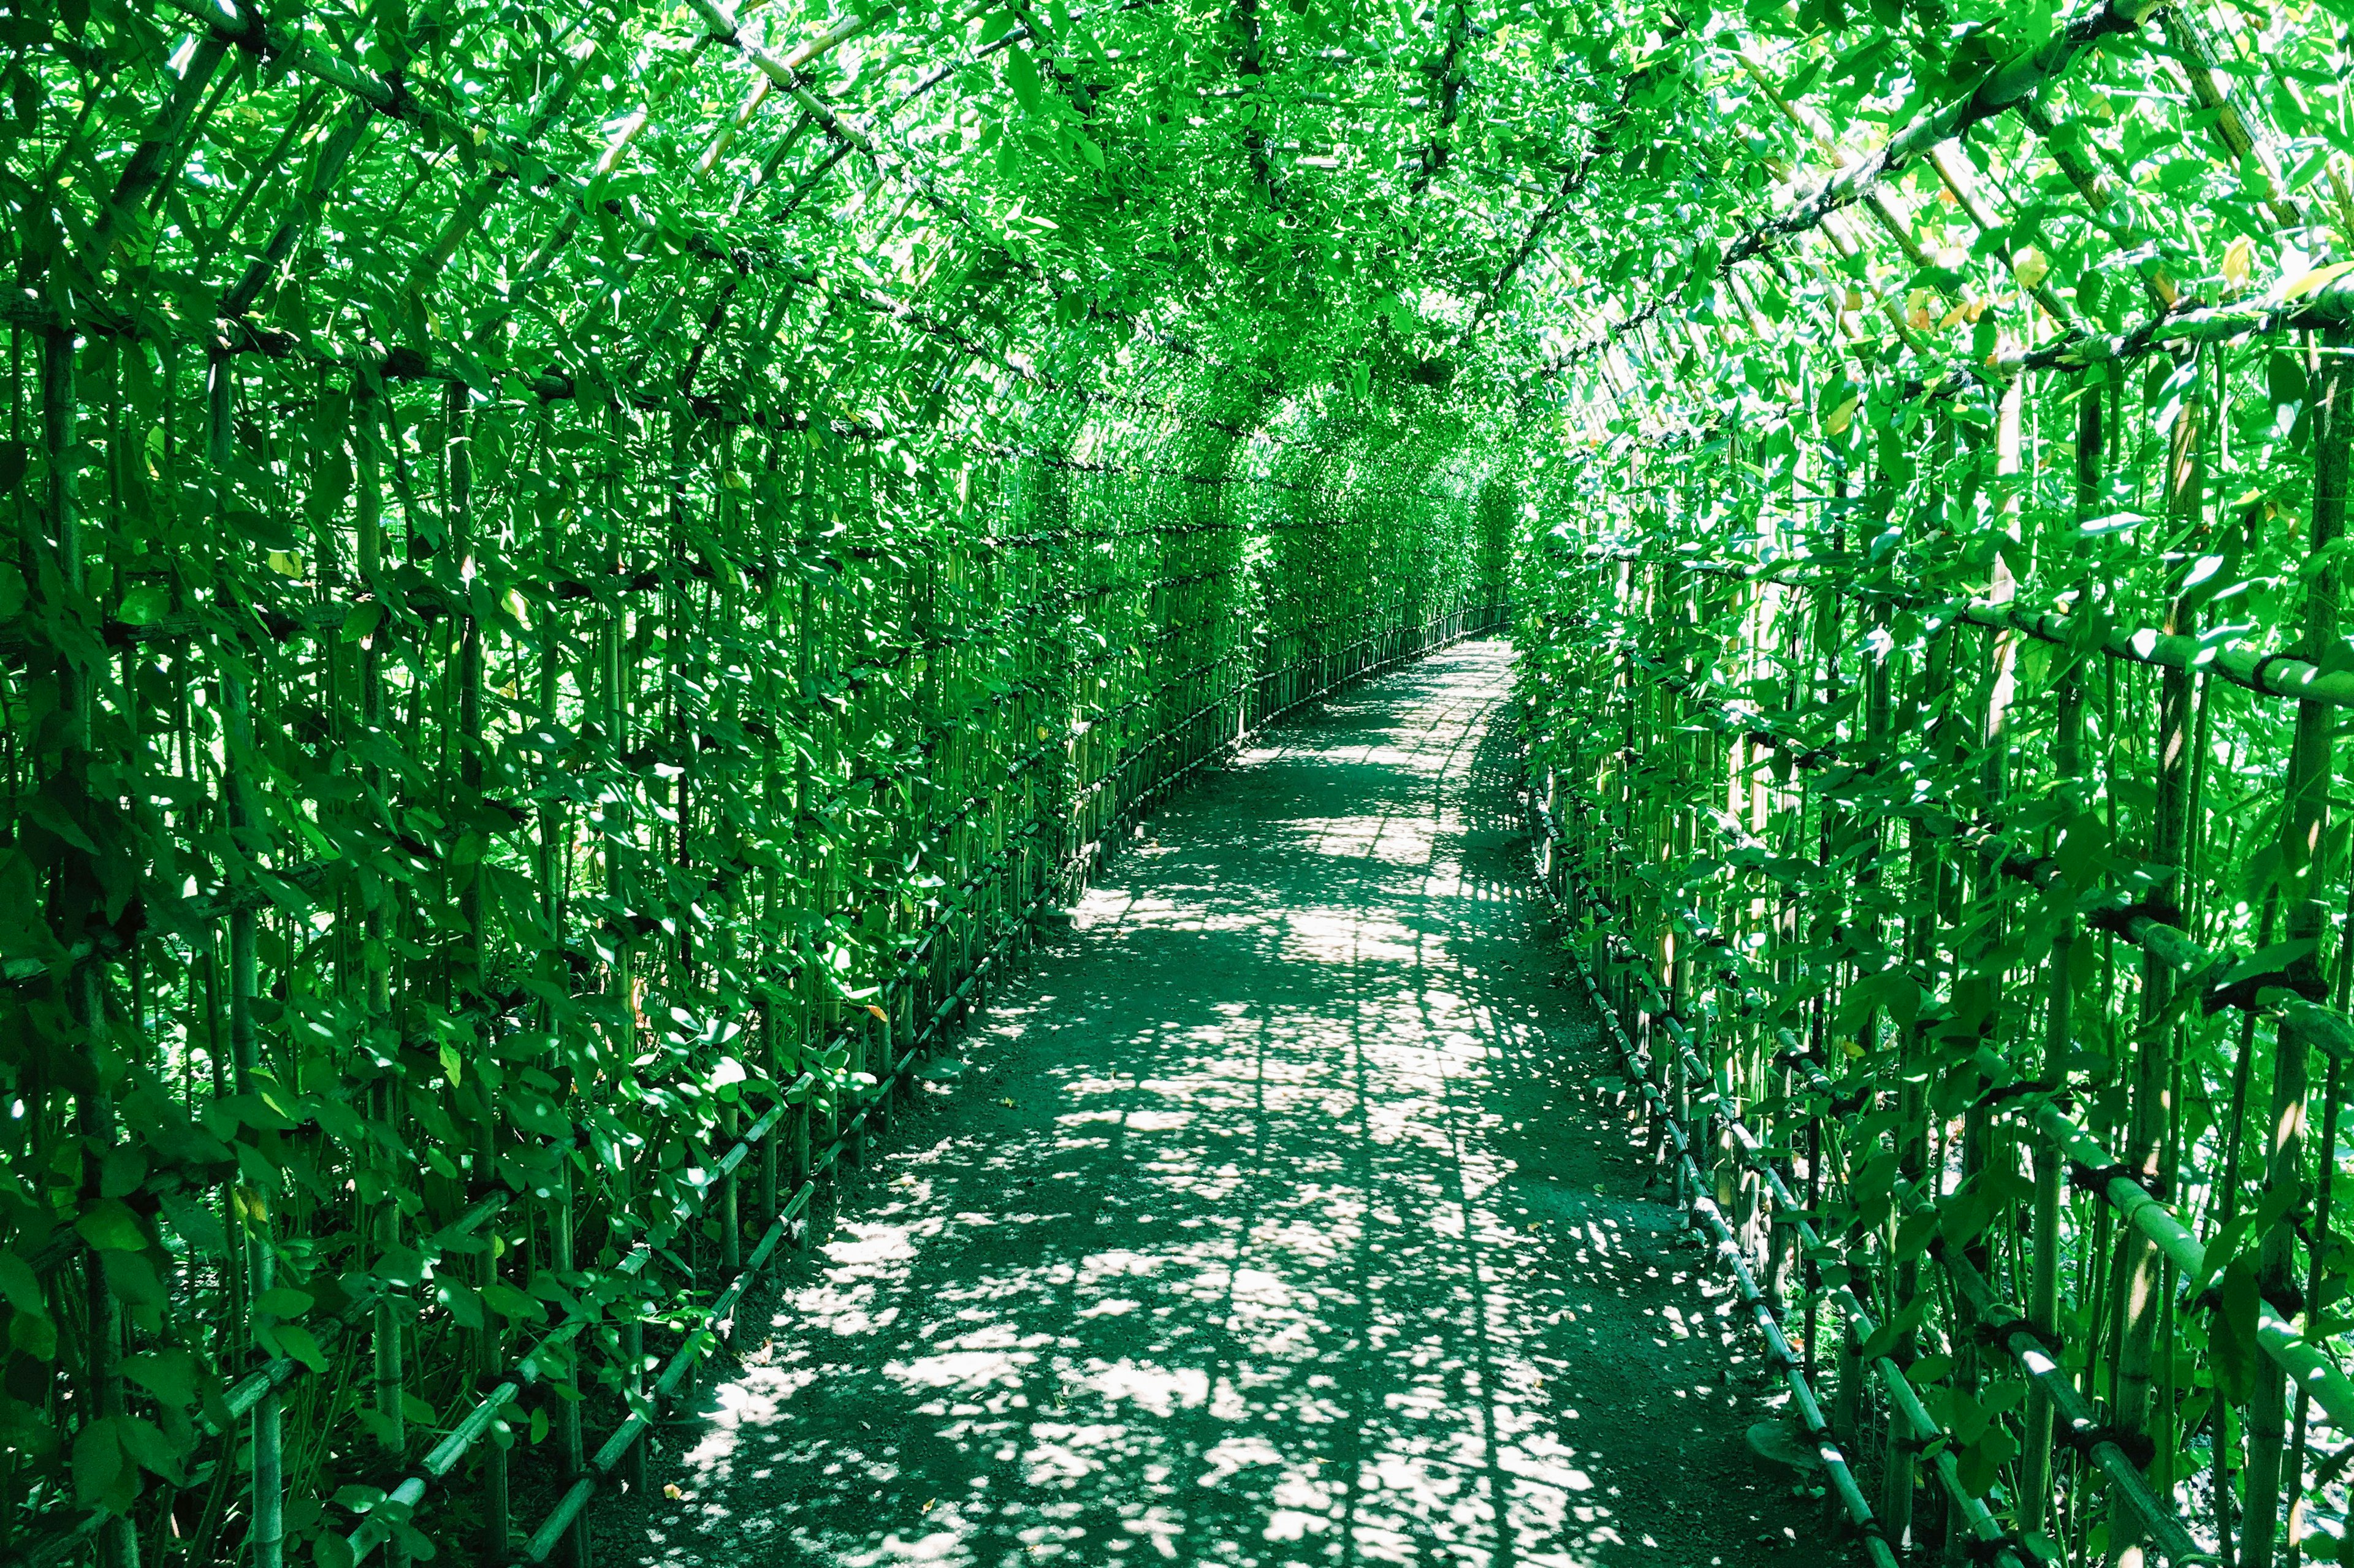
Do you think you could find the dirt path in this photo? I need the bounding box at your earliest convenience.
[615,639,1830,1568]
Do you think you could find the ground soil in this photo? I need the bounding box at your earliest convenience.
[601,639,1837,1568]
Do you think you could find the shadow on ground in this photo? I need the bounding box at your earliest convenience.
[605,641,1832,1568]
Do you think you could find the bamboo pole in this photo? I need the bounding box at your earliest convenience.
[2021,368,2100,1538]
[2244,330,2352,1568]
[45,325,141,1568]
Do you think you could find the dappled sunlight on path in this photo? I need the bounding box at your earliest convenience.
[614,641,1826,1568]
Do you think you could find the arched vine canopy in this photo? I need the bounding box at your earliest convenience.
[12,0,2354,1562]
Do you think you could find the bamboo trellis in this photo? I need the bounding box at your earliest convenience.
[29,0,2354,1561]
[1521,323,2354,1566]
[1501,0,2354,1555]
[0,1,1515,1565]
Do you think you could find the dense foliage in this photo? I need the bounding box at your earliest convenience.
[17,0,2354,1560]
[0,0,1525,1564]
[1508,0,2354,1561]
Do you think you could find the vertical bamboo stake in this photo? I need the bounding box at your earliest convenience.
[206,348,283,1568]
[444,381,509,1558]
[757,441,783,1237]
[2243,330,2351,1568]
[1946,376,2025,1521]
[552,1154,588,1568]
[1849,449,1899,1477]
[2114,345,2204,1561]
[2022,371,2100,1536]
[354,383,412,1568]
[46,327,140,1568]
[1885,417,1952,1553]
[608,402,648,1502]
[792,440,817,1248]
[2282,872,2354,1568]
[539,403,588,1568]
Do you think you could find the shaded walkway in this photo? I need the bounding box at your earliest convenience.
[617,641,1824,1568]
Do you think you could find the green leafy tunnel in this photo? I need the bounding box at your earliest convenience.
[9,0,2354,1560]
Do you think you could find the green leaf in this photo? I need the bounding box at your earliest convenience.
[124,1350,198,1410]
[72,1418,132,1513]
[341,602,385,644]
[256,1286,316,1320]
[2213,1257,2264,1406]
[2284,259,2354,300]
[1956,1426,2016,1496]
[20,789,97,854]
[0,1252,44,1315]
[504,1089,573,1141]
[2268,349,2309,440]
[116,1416,187,1485]
[99,1144,145,1200]
[1005,44,1042,113]
[2216,938,2318,993]
[434,1279,486,1331]
[1838,969,1919,1032]
[116,584,172,625]
[270,1323,330,1374]
[75,1198,149,1252]
[9,1303,57,1361]
[1894,1206,1939,1262]
[351,1408,402,1450]
[314,1526,357,1568]
[2053,812,2111,891]
[0,851,62,978]
[101,1249,166,1309]
[482,1281,548,1324]
[224,508,300,552]
[373,1243,427,1287]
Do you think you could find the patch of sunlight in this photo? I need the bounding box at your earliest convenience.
[1227,1266,1301,1309]
[673,1364,820,1479]
[1068,887,1140,930]
[1197,1434,1287,1487]
[1262,1507,1333,1542]
[888,1348,1034,1393]
[1281,908,1431,965]
[1248,1216,1358,1266]
[1124,1107,1193,1132]
[1054,1107,1127,1128]
[1499,1442,1594,1493]
[1319,743,1458,778]
[787,1284,903,1338]
[935,1319,1046,1351]
[1099,897,1264,933]
[840,1529,973,1567]
[1019,1422,1130,1486]
[1283,814,1441,865]
[1080,1359,1210,1414]
[825,1221,924,1267]
[1120,1508,1185,1559]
